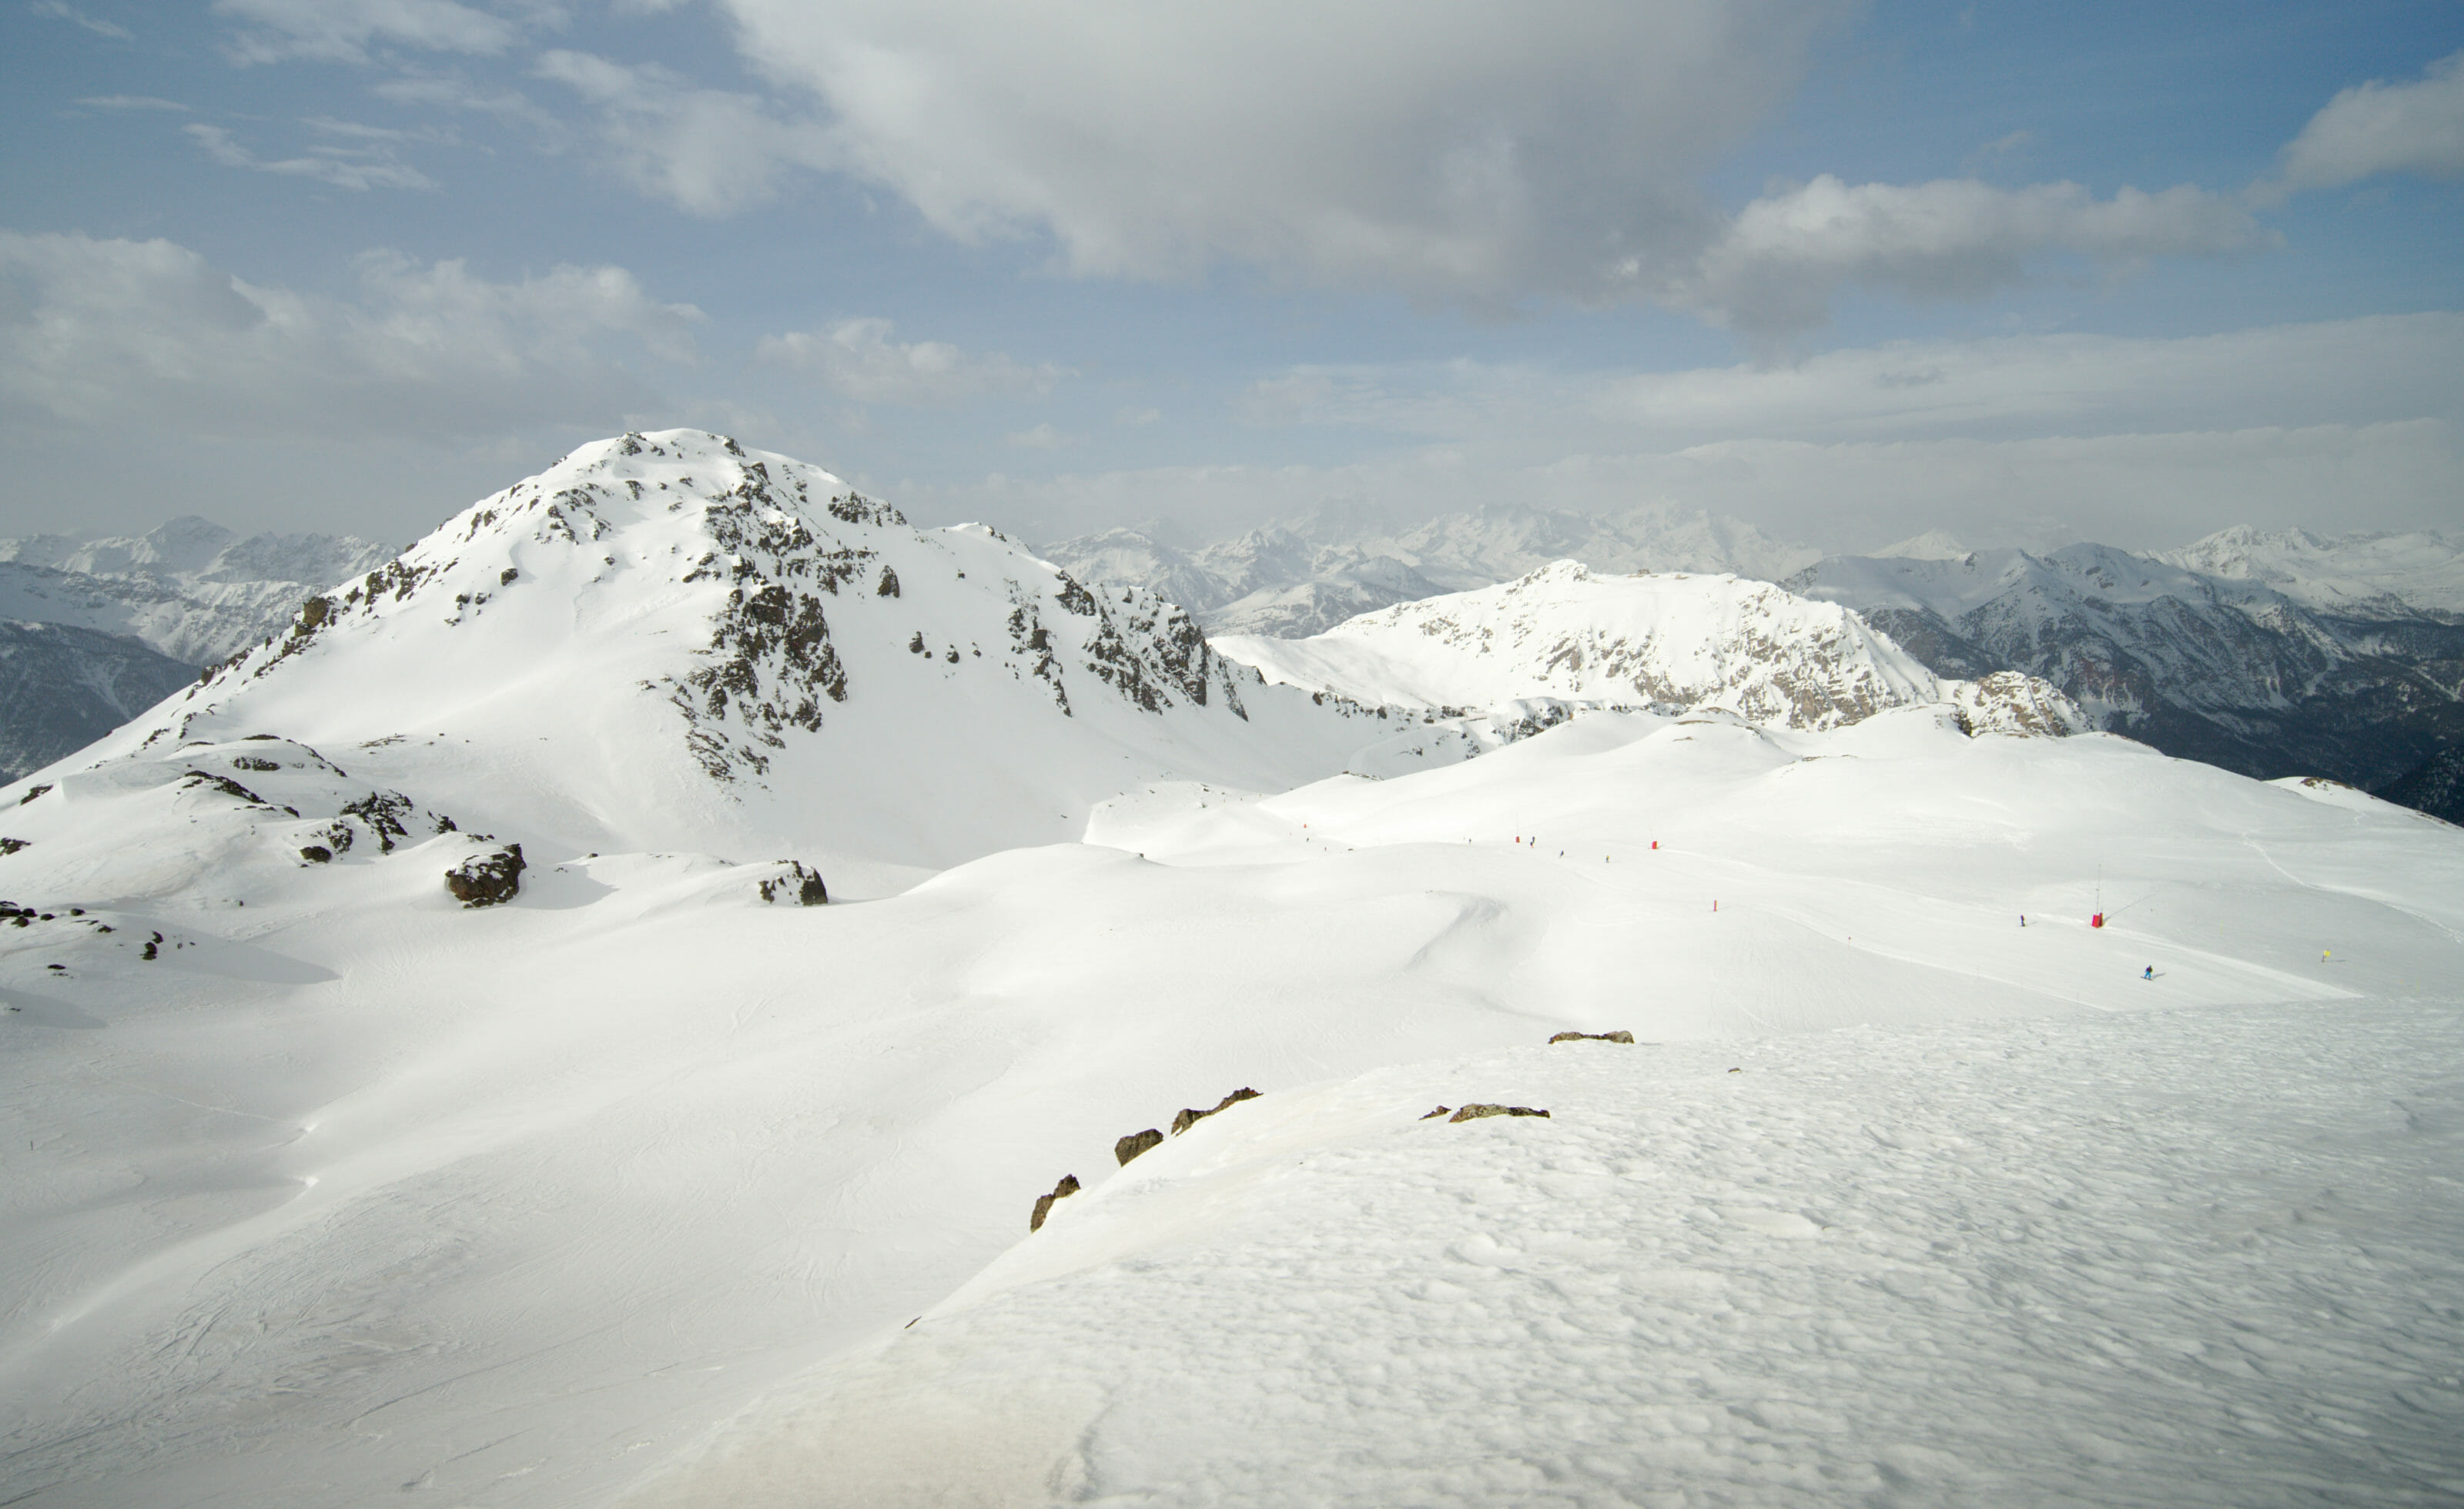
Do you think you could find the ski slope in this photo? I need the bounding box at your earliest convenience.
[4,698,2459,1506]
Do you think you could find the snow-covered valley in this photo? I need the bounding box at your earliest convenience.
[2,434,2460,1507]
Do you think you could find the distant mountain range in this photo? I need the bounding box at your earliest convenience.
[1052,513,2464,821]
[0,517,395,781]
[1040,500,1819,639]
[1783,534,2464,811]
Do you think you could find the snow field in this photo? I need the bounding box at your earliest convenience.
[630,999,2464,1508]
[2,431,2459,1506]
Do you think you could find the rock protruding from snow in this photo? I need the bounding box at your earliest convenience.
[1217,562,1946,732]
[1029,1174,1081,1232]
[1170,1086,1261,1136]
[1949,671,2094,738]
[755,862,829,905]
[445,844,526,908]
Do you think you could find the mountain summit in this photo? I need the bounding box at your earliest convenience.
[27,431,1381,876]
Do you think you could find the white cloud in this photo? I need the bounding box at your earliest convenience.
[185,122,437,191]
[32,1,132,40]
[705,2,2266,331]
[534,49,836,216]
[920,421,2460,558]
[755,318,1063,407]
[1596,315,2464,441]
[0,232,701,441]
[1228,315,2464,455]
[2264,50,2464,201]
[720,0,1832,301]
[1005,423,1063,450]
[983,316,2464,550]
[213,0,524,65]
[1683,176,2269,338]
[76,95,188,111]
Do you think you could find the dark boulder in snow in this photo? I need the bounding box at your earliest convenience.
[1170,1086,1260,1136]
[299,845,331,864]
[445,844,526,908]
[1549,1030,1635,1044]
[1114,1128,1164,1166]
[1029,1173,1081,1232]
[1448,1103,1551,1123]
[756,862,829,905]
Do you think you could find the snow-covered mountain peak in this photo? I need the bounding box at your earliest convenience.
[1217,558,2076,734]
[35,431,1385,873]
[1873,529,1971,560]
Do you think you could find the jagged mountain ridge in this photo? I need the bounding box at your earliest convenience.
[1041,500,1820,638]
[26,431,1393,877]
[1785,544,2464,790]
[1216,560,2085,738]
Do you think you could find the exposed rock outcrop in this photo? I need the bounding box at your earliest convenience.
[445,844,526,908]
[1029,1173,1081,1232]
[1170,1086,1260,1136]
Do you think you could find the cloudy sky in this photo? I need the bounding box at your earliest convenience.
[3,1,2460,554]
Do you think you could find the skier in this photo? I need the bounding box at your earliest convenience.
[2142,965,2154,980]
[2020,914,2026,927]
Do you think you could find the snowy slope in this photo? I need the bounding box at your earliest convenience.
[2158,524,2464,620]
[634,1000,2464,1509]
[1217,560,1957,731]
[3,689,2459,1505]
[24,430,1388,875]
